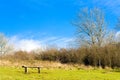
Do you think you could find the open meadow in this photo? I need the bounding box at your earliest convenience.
[0,60,120,80]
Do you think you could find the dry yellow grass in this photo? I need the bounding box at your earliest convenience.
[0,59,113,71]
[0,60,76,69]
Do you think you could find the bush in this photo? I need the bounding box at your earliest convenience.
[38,44,120,68]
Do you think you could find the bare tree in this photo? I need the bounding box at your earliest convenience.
[73,8,115,67]
[74,8,109,47]
[0,33,12,55]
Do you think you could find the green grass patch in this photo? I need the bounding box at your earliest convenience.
[0,66,120,80]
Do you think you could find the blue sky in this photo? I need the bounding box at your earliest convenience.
[0,0,77,37]
[0,0,120,51]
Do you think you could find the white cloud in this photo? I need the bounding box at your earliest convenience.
[115,31,120,42]
[16,39,42,52]
[116,31,120,37]
[9,36,43,52]
[9,35,74,52]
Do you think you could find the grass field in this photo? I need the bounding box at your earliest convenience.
[0,66,120,80]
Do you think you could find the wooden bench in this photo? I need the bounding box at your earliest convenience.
[22,66,41,74]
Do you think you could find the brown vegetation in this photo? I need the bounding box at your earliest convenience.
[1,43,120,69]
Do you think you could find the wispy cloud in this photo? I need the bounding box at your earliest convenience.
[9,34,74,52]
[97,0,120,15]
[93,0,120,15]
[75,0,120,16]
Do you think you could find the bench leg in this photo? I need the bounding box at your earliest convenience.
[25,67,27,74]
[38,67,40,73]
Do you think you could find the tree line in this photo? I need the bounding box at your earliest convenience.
[2,44,120,68]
